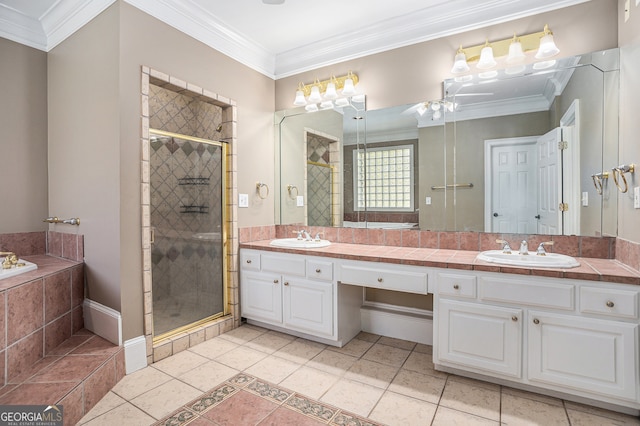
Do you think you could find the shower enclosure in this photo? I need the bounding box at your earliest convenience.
[149,129,227,338]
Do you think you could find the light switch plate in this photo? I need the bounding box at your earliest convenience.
[634,186,640,209]
[425,197,432,205]
[625,0,631,22]
[239,193,249,208]
[581,191,588,206]
[296,195,304,207]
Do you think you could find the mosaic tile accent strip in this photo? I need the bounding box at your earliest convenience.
[154,373,384,426]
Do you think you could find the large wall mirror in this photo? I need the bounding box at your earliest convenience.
[276,48,619,237]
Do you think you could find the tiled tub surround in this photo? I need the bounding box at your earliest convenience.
[141,67,240,365]
[0,231,124,425]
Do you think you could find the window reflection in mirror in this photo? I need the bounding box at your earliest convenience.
[276,48,619,237]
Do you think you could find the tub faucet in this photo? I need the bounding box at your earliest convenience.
[0,251,18,269]
[519,240,529,255]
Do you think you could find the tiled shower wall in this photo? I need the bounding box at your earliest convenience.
[141,68,238,364]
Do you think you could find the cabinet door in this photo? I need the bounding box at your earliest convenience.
[241,271,282,324]
[283,277,333,337]
[436,299,522,378]
[528,311,638,401]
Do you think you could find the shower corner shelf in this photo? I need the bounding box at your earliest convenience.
[178,177,210,186]
[180,205,209,214]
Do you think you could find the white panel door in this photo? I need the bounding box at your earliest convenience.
[436,299,522,378]
[536,128,563,235]
[283,277,333,337]
[487,139,538,234]
[241,271,283,324]
[528,311,638,401]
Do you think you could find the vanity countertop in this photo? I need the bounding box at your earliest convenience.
[0,255,81,291]
[240,240,640,286]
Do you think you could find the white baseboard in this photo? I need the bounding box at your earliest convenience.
[124,336,148,374]
[361,305,433,345]
[83,298,122,345]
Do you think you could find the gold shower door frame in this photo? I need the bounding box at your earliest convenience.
[150,128,229,343]
[307,160,335,227]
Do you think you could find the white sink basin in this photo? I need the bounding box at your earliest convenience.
[269,238,331,249]
[476,250,580,269]
[0,258,38,280]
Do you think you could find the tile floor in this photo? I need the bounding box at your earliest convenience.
[79,325,640,425]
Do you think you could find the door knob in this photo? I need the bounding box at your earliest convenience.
[493,212,499,217]
[535,215,541,219]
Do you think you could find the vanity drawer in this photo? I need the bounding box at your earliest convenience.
[437,273,476,299]
[478,276,574,310]
[339,262,428,294]
[261,254,306,276]
[241,251,261,271]
[307,260,333,281]
[580,287,639,319]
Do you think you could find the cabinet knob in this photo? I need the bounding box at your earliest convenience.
[377,278,383,283]
[284,282,289,286]
[273,279,279,284]
[453,284,460,290]
[246,259,252,264]
[533,318,540,325]
[511,316,518,322]
[606,300,615,308]
[316,268,321,273]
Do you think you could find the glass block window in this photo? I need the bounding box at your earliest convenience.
[353,145,414,211]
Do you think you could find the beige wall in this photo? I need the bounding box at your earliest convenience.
[47,1,275,341]
[275,0,618,112]
[0,38,48,234]
[618,0,640,243]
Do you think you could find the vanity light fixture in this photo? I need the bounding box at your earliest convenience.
[292,72,359,109]
[450,25,560,75]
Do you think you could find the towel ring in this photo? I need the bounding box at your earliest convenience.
[256,182,269,199]
[612,164,635,193]
[287,184,298,200]
[591,171,609,195]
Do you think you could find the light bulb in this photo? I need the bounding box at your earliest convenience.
[451,49,470,74]
[308,86,322,103]
[293,89,306,106]
[477,43,497,70]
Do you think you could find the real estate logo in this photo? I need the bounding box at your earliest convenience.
[0,405,63,426]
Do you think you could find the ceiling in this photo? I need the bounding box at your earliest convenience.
[0,0,591,78]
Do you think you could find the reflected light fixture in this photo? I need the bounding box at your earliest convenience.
[292,72,360,110]
[450,25,560,76]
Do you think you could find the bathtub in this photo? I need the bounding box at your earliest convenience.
[342,221,418,229]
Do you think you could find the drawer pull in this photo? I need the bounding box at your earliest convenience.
[453,284,460,290]
[246,259,252,264]
[377,278,383,283]
[316,268,321,273]
[533,318,540,325]
[273,279,279,284]
[606,300,615,308]
[284,282,289,286]
[511,316,518,322]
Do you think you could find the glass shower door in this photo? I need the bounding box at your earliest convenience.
[150,130,227,338]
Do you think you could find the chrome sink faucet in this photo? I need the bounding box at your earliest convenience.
[495,239,512,254]
[536,241,554,256]
[519,240,529,255]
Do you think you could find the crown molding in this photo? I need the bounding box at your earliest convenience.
[0,0,590,78]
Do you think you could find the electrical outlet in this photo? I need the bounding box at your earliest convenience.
[634,186,640,209]
[425,197,432,205]
[238,193,249,208]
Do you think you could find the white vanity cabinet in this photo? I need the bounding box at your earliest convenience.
[434,270,640,411]
[240,249,361,346]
